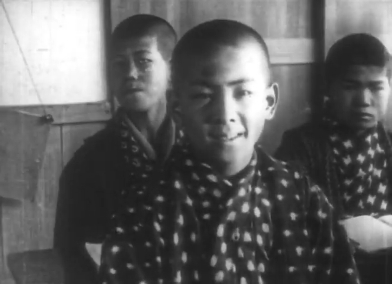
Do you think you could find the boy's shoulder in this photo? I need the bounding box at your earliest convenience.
[257,147,321,202]
[66,118,120,166]
[257,146,308,182]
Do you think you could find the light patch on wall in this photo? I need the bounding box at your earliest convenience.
[0,0,107,106]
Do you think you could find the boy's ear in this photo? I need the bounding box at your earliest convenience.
[265,82,279,120]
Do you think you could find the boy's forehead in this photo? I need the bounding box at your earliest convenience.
[111,35,159,55]
[341,65,388,80]
[179,42,269,82]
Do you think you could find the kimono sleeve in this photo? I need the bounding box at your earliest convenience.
[54,140,109,284]
[303,177,360,284]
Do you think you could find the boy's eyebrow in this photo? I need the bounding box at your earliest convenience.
[190,78,255,87]
[342,78,386,84]
[133,50,152,56]
[341,78,360,84]
[368,80,387,86]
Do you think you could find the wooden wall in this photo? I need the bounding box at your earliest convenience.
[1,0,392,283]
[0,105,110,284]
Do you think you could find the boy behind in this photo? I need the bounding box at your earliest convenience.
[100,20,359,284]
[54,14,177,284]
[276,33,392,284]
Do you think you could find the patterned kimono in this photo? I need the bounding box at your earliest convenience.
[99,142,359,284]
[324,119,391,217]
[54,108,178,284]
[275,116,392,284]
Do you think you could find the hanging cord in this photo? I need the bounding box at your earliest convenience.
[1,0,53,123]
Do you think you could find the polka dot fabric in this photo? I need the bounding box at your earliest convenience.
[99,143,360,284]
[325,119,391,217]
[98,109,180,284]
[107,109,179,240]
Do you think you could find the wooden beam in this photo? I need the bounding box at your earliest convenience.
[266,38,316,65]
[1,101,112,125]
[47,102,112,125]
[324,0,337,58]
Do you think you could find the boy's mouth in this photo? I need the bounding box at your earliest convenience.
[127,87,143,93]
[209,132,244,142]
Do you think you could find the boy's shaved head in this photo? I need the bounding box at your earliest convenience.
[325,33,392,131]
[171,19,271,86]
[326,33,392,85]
[111,14,177,60]
[170,20,278,176]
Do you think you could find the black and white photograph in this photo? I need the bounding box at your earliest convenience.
[0,1,391,283]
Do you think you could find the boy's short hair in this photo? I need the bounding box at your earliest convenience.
[325,33,392,85]
[171,19,271,87]
[111,14,177,60]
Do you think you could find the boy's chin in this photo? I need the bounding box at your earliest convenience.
[349,119,378,131]
[121,99,158,113]
[209,146,254,164]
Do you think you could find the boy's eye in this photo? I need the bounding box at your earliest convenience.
[111,58,128,68]
[192,93,211,101]
[137,58,153,65]
[235,87,256,99]
[370,86,384,92]
[341,83,358,90]
[238,89,253,97]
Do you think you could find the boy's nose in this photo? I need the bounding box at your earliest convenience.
[356,88,372,106]
[127,60,139,79]
[211,92,238,124]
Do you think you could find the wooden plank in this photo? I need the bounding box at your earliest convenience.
[110,0,315,64]
[266,38,315,64]
[47,102,112,125]
[7,249,63,284]
[335,1,392,36]
[1,125,62,284]
[0,109,51,201]
[61,123,107,167]
[0,102,112,125]
[325,0,392,54]
[111,0,313,37]
[324,0,337,57]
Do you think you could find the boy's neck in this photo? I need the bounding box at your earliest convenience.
[201,151,254,178]
[126,98,167,144]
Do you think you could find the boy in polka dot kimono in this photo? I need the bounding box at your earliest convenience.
[54,15,178,284]
[275,34,392,284]
[100,20,360,284]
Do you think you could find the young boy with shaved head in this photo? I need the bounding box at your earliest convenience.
[99,20,359,284]
[54,14,178,284]
[276,33,392,284]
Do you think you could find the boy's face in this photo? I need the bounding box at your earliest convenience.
[173,42,278,168]
[110,35,170,112]
[329,65,390,130]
